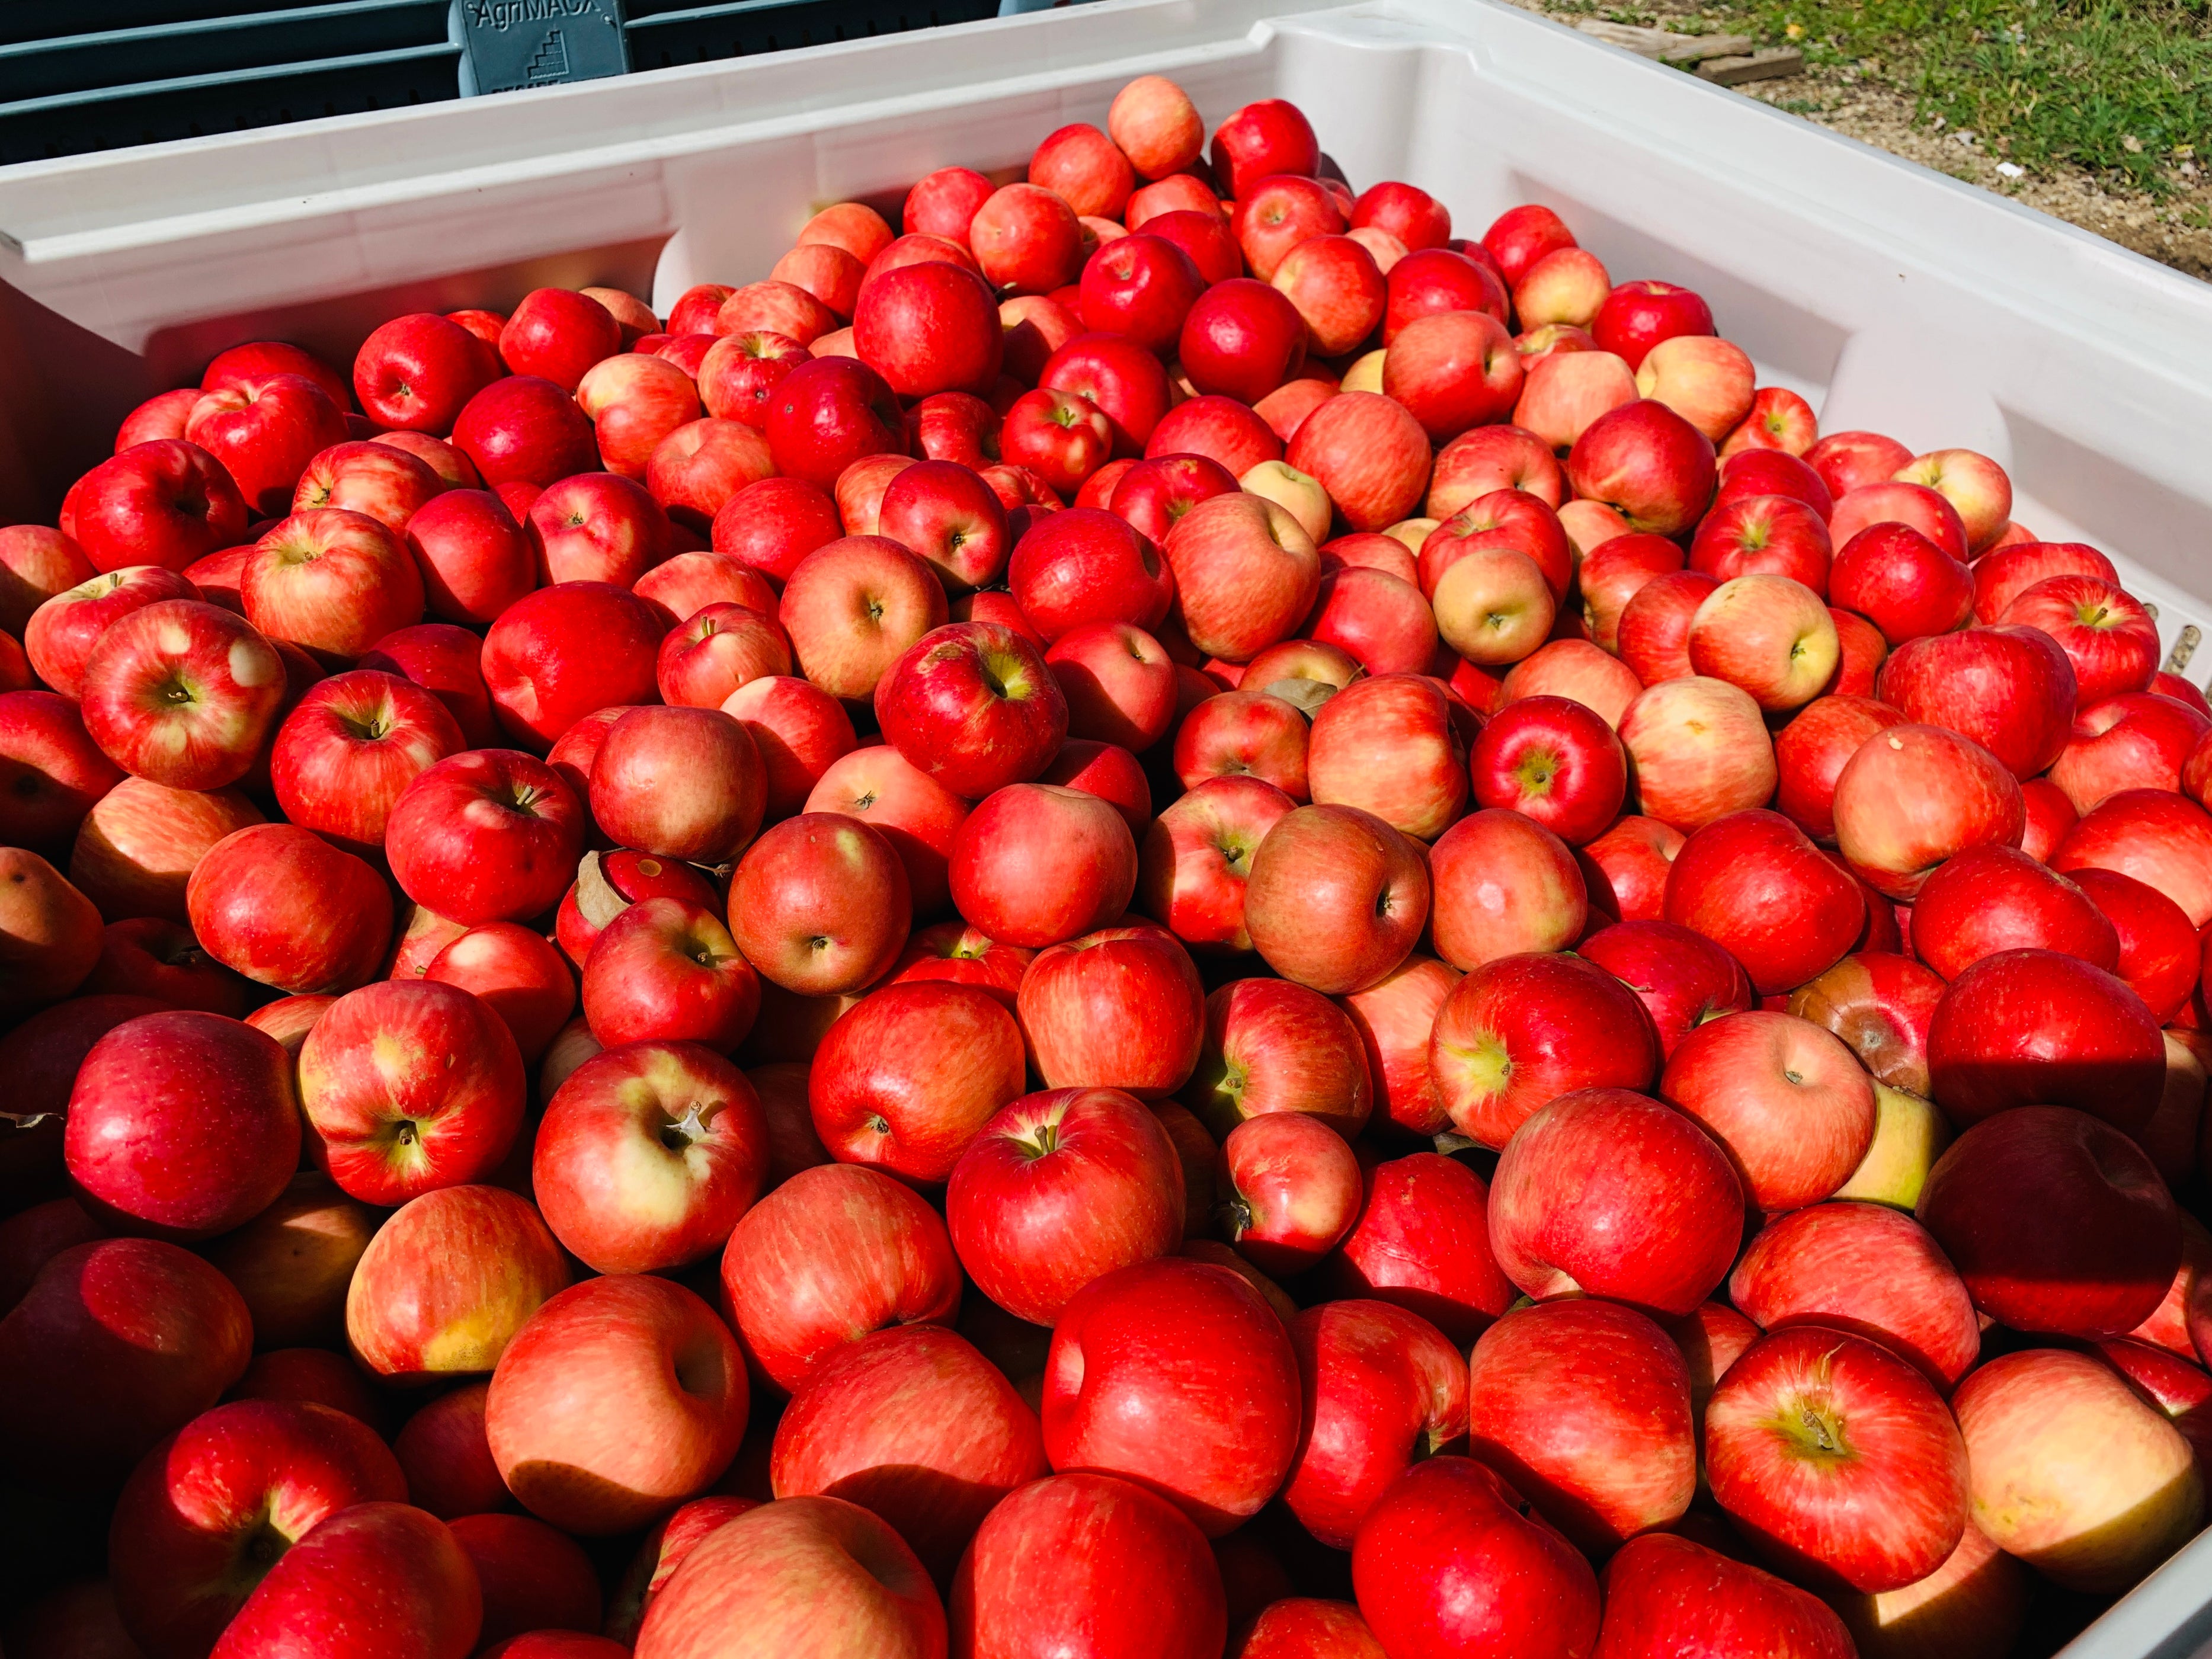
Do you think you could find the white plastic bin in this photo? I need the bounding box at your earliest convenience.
[0,2,2207,1650]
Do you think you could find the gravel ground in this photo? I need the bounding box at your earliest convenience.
[1500,0,2212,281]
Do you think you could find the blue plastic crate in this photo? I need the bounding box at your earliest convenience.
[0,1,461,162]
[0,0,1051,164]
[622,0,1002,73]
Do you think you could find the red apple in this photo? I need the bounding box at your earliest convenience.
[1829,481,1969,561]
[487,1273,746,1535]
[1137,774,1295,952]
[809,981,1024,1183]
[452,376,600,492]
[854,261,1004,399]
[1566,399,1716,538]
[1707,1325,1967,1593]
[0,688,125,854]
[1351,1455,1601,1659]
[1468,694,1626,844]
[59,1007,294,1241]
[2053,692,2210,814]
[946,1085,1184,1326]
[1923,946,2163,1133]
[2075,866,2201,1019]
[498,288,621,389]
[698,331,811,434]
[1660,1010,1875,1210]
[1616,568,1719,686]
[1731,1200,1979,1386]
[1427,424,1564,519]
[658,601,793,709]
[1875,623,2077,781]
[1429,951,1660,1146]
[1427,808,1586,969]
[719,280,839,345]
[1599,1533,1854,1659]
[1663,808,1865,993]
[1616,676,1778,832]
[1233,176,1345,281]
[582,898,760,1053]
[343,1182,568,1383]
[1489,1086,1742,1317]
[952,1472,1224,1659]
[972,182,1086,296]
[2000,573,2160,704]
[763,357,907,491]
[206,1503,480,1659]
[1687,574,1839,712]
[402,489,534,626]
[1918,1104,2179,1336]
[1179,975,1373,1140]
[480,580,666,750]
[1286,392,1432,534]
[1320,1152,1514,1345]
[422,921,572,1064]
[68,775,264,925]
[270,668,463,853]
[1281,1297,1467,1554]
[1910,843,2117,980]
[1042,1256,1300,1535]
[1145,394,1284,479]
[772,1324,1045,1581]
[1244,803,1430,994]
[1466,1298,1695,1555]
[873,621,1066,800]
[353,312,498,433]
[1018,922,1205,1100]
[1307,672,1467,841]
[526,472,670,588]
[185,821,392,994]
[1579,918,1752,1056]
[727,811,910,993]
[1832,723,2023,900]
[1172,688,1310,799]
[948,782,1136,948]
[1217,1112,1362,1275]
[387,748,585,924]
[78,598,285,790]
[1576,814,1685,923]
[720,1162,959,1392]
[1951,1346,2203,1594]
[24,563,200,697]
[184,374,349,518]
[530,1039,765,1273]
[1785,951,1946,1096]
[299,977,524,1204]
[61,441,251,575]
[777,536,948,703]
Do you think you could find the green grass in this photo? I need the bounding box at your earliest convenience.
[1561,0,2212,193]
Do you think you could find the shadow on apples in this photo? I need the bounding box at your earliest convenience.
[808,1463,1014,1587]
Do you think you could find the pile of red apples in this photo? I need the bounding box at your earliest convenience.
[1,67,2208,1659]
